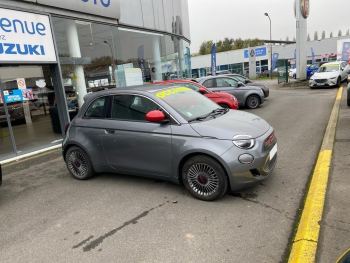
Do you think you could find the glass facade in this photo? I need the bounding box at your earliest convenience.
[52,17,190,109]
[0,1,191,161]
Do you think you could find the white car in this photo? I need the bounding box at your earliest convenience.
[309,61,349,88]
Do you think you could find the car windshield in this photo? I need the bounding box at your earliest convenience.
[318,64,339,72]
[153,87,223,121]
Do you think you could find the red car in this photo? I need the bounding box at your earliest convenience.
[153,80,239,110]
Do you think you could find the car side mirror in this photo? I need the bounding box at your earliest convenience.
[198,87,208,94]
[145,110,167,123]
[237,82,244,87]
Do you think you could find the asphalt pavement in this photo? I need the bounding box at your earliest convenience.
[0,82,339,263]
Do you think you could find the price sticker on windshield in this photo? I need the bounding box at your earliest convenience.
[155,87,191,99]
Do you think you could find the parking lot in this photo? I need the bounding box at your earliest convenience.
[0,82,341,262]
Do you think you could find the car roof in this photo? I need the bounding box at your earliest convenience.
[321,61,343,66]
[83,84,191,102]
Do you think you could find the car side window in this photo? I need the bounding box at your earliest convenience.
[110,95,160,121]
[216,78,238,88]
[85,97,107,119]
[202,79,216,88]
[181,83,200,92]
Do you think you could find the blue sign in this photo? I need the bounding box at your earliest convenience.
[244,47,267,58]
[211,44,217,76]
[272,53,279,70]
[4,89,23,103]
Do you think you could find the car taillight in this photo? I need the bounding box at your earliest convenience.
[264,132,276,150]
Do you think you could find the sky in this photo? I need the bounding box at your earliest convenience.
[188,0,350,53]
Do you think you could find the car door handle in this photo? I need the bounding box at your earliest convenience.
[104,129,115,134]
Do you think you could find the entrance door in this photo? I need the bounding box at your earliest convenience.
[0,65,63,158]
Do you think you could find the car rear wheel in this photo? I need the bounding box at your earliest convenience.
[65,146,94,180]
[182,155,228,201]
[246,95,261,109]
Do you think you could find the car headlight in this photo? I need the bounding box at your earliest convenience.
[233,135,256,149]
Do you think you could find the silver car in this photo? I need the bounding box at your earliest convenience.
[63,85,277,201]
[198,76,265,109]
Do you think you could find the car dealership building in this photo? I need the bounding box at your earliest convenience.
[191,36,350,78]
[0,0,190,161]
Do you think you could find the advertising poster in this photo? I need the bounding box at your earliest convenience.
[4,89,23,103]
[22,88,34,101]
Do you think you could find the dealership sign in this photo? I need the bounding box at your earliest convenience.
[244,47,267,59]
[0,8,56,63]
[21,0,120,20]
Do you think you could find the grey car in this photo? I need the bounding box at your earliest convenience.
[223,74,270,98]
[197,76,265,109]
[63,85,277,201]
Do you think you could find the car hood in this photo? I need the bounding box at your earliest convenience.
[190,110,271,139]
[312,71,339,79]
[240,85,264,91]
[206,91,234,99]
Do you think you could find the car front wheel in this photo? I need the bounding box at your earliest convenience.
[65,146,94,180]
[337,77,342,87]
[182,155,228,201]
[246,95,261,109]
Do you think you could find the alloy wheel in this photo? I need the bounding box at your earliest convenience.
[187,163,219,197]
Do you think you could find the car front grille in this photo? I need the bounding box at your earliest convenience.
[315,79,328,84]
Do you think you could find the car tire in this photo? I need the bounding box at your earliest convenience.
[245,95,261,109]
[182,155,228,201]
[337,77,342,87]
[347,87,350,106]
[293,74,296,79]
[65,146,94,180]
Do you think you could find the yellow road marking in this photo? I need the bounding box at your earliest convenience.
[288,87,343,263]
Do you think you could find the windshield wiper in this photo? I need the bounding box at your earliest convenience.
[189,108,229,122]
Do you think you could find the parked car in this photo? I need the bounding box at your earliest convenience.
[347,80,350,106]
[309,61,349,88]
[63,85,277,201]
[153,79,239,110]
[197,76,265,109]
[289,65,319,80]
[223,74,270,98]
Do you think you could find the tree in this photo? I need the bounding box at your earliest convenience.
[330,32,333,38]
[322,31,326,39]
[314,31,318,41]
[199,40,214,55]
[307,34,311,41]
[338,30,342,37]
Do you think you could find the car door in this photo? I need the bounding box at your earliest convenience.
[101,94,172,178]
[213,77,246,103]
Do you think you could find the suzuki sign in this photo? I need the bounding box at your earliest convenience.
[20,0,120,20]
[0,8,56,63]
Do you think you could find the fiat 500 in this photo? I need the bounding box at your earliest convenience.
[63,85,277,201]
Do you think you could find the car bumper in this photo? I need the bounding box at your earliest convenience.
[220,128,277,191]
[309,79,338,87]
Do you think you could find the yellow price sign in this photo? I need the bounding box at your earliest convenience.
[155,87,191,99]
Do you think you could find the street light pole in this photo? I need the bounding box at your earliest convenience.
[264,13,273,79]
[103,40,116,84]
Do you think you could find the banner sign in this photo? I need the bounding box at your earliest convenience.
[20,0,120,20]
[211,44,217,76]
[337,39,350,61]
[0,8,57,63]
[311,48,316,64]
[244,47,267,59]
[272,53,279,71]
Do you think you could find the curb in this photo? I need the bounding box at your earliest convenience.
[288,87,343,263]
